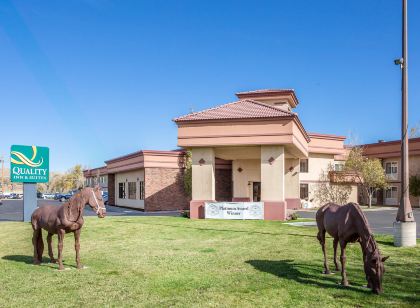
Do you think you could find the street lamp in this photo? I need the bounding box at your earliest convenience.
[393,0,416,247]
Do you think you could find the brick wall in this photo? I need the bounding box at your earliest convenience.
[144,168,190,211]
[108,174,115,205]
[215,169,232,201]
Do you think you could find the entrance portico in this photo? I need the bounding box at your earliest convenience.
[174,90,309,220]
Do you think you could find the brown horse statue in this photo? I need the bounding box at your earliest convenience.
[316,202,389,294]
[31,186,106,270]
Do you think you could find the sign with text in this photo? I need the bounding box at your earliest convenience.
[205,202,264,220]
[10,145,49,183]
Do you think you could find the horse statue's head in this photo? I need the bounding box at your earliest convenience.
[364,245,389,294]
[81,186,106,218]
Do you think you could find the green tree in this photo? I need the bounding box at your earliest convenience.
[409,175,420,207]
[183,150,192,197]
[345,147,388,208]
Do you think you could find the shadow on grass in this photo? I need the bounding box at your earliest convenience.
[246,259,368,294]
[2,255,76,268]
[116,220,316,238]
[375,239,395,247]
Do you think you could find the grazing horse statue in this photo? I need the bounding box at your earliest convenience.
[316,202,389,294]
[31,187,106,270]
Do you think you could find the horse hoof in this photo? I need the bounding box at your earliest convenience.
[322,270,333,275]
[341,282,350,287]
[50,259,57,264]
[33,262,41,266]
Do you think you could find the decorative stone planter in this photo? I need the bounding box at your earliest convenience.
[393,221,417,247]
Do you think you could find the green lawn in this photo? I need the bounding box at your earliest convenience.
[0,217,418,307]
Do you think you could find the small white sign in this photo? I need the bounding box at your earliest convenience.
[205,202,264,220]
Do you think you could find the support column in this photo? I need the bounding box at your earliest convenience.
[261,145,287,220]
[190,148,215,218]
[23,183,37,222]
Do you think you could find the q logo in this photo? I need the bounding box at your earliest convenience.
[11,145,44,168]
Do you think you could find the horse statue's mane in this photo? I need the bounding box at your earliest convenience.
[349,203,379,253]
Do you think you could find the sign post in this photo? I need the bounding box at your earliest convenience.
[10,145,49,222]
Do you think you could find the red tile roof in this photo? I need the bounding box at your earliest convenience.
[235,89,299,107]
[173,99,294,122]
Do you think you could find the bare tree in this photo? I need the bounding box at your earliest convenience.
[313,163,352,206]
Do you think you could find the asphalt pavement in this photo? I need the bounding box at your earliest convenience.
[0,199,180,222]
[297,207,420,238]
[1,199,419,238]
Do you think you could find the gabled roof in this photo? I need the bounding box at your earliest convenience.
[235,89,299,107]
[173,99,294,122]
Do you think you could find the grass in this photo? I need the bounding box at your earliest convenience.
[0,217,418,307]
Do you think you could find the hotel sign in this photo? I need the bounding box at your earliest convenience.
[10,145,49,183]
[205,202,264,220]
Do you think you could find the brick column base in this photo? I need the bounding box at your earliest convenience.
[285,198,301,210]
[263,201,287,221]
[190,200,215,219]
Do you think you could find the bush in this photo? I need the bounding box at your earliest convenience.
[289,213,299,220]
[179,210,190,218]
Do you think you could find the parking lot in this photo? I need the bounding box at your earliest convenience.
[0,199,180,222]
[297,208,420,237]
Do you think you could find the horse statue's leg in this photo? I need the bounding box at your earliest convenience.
[339,240,349,286]
[47,233,56,263]
[32,229,43,265]
[74,229,82,269]
[57,229,65,270]
[333,238,340,271]
[317,229,331,274]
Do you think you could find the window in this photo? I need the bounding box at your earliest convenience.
[118,183,126,199]
[300,159,308,173]
[334,163,344,171]
[385,186,397,199]
[139,181,145,200]
[300,183,309,199]
[128,182,136,199]
[385,162,398,175]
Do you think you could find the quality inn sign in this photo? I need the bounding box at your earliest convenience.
[10,145,49,183]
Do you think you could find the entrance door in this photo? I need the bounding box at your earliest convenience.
[252,182,261,202]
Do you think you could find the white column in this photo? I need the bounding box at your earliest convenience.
[261,145,284,201]
[192,148,215,200]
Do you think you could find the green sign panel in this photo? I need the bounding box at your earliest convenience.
[10,145,49,183]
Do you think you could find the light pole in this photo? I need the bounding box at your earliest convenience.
[393,0,416,247]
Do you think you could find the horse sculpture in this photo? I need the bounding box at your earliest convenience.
[316,202,389,294]
[31,187,106,270]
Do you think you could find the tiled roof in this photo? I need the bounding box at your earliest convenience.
[236,89,295,95]
[173,99,294,122]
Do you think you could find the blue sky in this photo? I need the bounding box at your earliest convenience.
[0,0,419,172]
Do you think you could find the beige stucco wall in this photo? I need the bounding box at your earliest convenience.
[261,145,285,201]
[300,153,335,183]
[192,147,215,200]
[232,159,260,199]
[285,158,300,198]
[115,169,145,209]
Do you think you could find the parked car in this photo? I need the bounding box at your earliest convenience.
[9,193,22,199]
[37,192,45,199]
[102,192,109,205]
[54,193,72,202]
[43,193,55,199]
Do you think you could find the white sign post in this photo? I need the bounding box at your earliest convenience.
[205,202,264,220]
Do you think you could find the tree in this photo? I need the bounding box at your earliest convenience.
[313,163,352,206]
[409,122,420,138]
[345,147,388,208]
[409,175,420,207]
[183,150,192,197]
